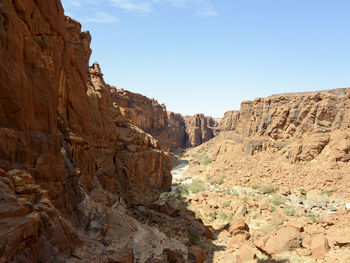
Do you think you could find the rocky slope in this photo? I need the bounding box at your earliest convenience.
[0,0,172,261]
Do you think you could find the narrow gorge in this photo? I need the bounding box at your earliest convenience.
[0,0,349,263]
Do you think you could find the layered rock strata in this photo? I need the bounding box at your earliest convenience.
[111,88,170,151]
[167,113,220,148]
[0,0,171,261]
[220,88,350,163]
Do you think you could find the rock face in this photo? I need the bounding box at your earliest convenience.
[167,113,220,148]
[184,114,220,147]
[112,88,170,151]
[168,112,187,149]
[220,89,350,163]
[0,0,171,261]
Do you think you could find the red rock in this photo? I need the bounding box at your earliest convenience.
[255,227,302,255]
[188,245,206,263]
[228,219,249,234]
[0,0,172,261]
[311,234,330,259]
[286,220,305,232]
[236,244,256,263]
[163,249,186,263]
[167,112,221,148]
[235,204,248,216]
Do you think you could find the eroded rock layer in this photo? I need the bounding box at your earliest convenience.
[0,0,171,261]
[167,112,220,148]
[220,89,350,163]
[111,89,170,151]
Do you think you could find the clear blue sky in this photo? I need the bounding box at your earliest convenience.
[62,0,350,118]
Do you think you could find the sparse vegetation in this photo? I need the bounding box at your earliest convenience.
[201,154,213,165]
[208,212,216,219]
[300,188,307,195]
[303,214,319,223]
[271,194,285,206]
[251,184,260,190]
[217,211,228,220]
[222,201,230,208]
[188,179,207,193]
[321,189,332,197]
[259,185,278,194]
[177,184,189,196]
[193,152,213,165]
[284,205,296,216]
[215,189,239,196]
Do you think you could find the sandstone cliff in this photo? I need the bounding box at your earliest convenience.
[111,88,170,151]
[220,88,350,163]
[0,0,171,261]
[167,112,220,148]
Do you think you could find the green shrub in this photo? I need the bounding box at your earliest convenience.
[300,188,307,195]
[177,184,189,196]
[321,190,332,197]
[201,154,212,165]
[208,212,216,219]
[271,194,285,206]
[188,179,207,194]
[303,214,318,223]
[284,206,295,216]
[251,184,260,190]
[217,211,228,220]
[259,185,277,194]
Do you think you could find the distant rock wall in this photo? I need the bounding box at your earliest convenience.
[220,89,350,163]
[184,114,221,147]
[167,113,220,148]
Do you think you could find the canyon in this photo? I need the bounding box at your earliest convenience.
[0,0,349,262]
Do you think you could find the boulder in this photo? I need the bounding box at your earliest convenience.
[311,234,330,259]
[255,227,302,255]
[188,246,206,263]
[228,219,249,234]
[236,244,256,263]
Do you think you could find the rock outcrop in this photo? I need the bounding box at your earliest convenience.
[0,0,171,261]
[112,88,170,151]
[167,113,220,148]
[184,114,220,147]
[220,89,350,163]
[167,112,187,149]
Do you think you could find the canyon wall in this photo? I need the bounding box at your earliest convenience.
[111,88,170,151]
[167,112,220,148]
[0,0,171,261]
[219,88,350,163]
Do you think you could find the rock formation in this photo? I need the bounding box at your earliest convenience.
[220,88,350,163]
[167,113,220,148]
[111,88,170,151]
[0,0,172,261]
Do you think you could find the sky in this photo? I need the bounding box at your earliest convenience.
[61,0,350,118]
